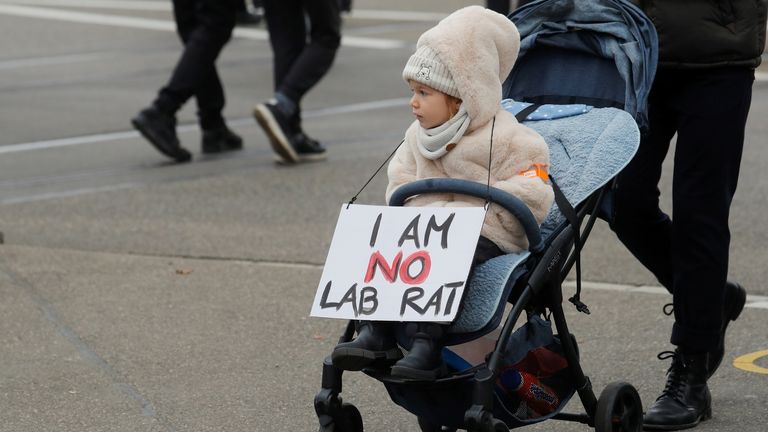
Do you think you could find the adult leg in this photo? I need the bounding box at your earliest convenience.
[262,0,307,100]
[610,72,678,292]
[154,0,235,121]
[486,0,510,15]
[669,67,753,353]
[131,0,199,162]
[273,0,341,108]
[643,67,753,430]
[255,0,337,163]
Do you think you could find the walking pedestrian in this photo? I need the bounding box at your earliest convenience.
[611,1,767,429]
[132,0,242,163]
[253,0,341,164]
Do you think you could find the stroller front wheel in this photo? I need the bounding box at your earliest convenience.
[594,381,642,432]
[319,403,363,432]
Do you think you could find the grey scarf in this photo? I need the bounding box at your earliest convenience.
[416,105,470,160]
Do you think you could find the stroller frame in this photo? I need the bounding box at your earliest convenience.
[314,177,643,432]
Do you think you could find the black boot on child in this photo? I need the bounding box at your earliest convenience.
[331,321,402,371]
[390,323,446,380]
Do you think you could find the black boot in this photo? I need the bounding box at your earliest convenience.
[707,281,746,378]
[202,125,243,154]
[643,349,712,430]
[331,321,402,371]
[390,323,445,380]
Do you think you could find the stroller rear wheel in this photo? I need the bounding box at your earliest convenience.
[594,382,642,432]
[417,416,458,432]
[319,403,363,432]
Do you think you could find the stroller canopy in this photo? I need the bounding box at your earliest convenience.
[504,0,657,129]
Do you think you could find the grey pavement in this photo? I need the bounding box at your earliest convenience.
[1,1,767,431]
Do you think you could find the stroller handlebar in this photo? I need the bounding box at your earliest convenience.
[387,178,545,253]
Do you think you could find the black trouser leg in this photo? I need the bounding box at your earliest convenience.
[263,0,340,105]
[612,68,754,352]
[155,0,236,129]
[486,0,510,15]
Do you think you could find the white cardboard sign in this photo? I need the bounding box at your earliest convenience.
[310,204,485,322]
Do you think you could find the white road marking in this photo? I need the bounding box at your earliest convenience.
[0,98,409,155]
[0,0,170,10]
[755,72,768,82]
[0,52,108,70]
[0,4,406,49]
[0,183,139,205]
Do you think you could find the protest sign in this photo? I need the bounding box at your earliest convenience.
[310,204,485,322]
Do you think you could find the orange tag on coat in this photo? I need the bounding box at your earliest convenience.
[518,163,549,183]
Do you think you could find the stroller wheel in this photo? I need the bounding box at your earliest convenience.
[417,416,457,432]
[319,403,363,432]
[594,382,642,432]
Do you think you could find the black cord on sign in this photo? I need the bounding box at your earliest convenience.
[485,116,496,209]
[347,139,405,209]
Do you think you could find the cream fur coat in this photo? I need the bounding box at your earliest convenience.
[386,6,554,253]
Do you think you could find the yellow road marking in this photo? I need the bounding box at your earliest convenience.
[733,349,768,374]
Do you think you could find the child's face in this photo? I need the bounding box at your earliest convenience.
[408,81,457,129]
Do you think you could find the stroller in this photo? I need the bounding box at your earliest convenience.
[314,0,658,430]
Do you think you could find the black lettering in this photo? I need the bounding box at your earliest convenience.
[443,281,464,316]
[398,215,421,248]
[369,213,383,247]
[319,280,340,309]
[358,286,378,315]
[400,287,425,315]
[424,288,443,315]
[337,284,359,316]
[425,213,455,249]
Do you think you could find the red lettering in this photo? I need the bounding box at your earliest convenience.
[364,250,402,283]
[399,251,431,285]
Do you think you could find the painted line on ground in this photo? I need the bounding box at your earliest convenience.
[0,52,108,70]
[0,4,406,49]
[756,71,768,82]
[0,98,409,155]
[733,349,768,374]
[563,280,768,310]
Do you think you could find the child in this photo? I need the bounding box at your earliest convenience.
[332,6,554,380]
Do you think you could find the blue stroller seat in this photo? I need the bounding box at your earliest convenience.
[315,0,657,431]
[447,105,640,343]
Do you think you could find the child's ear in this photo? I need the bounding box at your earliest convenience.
[449,97,463,116]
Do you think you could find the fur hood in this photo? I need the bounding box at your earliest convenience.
[412,6,520,130]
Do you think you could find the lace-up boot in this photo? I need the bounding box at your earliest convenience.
[331,321,402,371]
[390,323,446,380]
[643,349,712,430]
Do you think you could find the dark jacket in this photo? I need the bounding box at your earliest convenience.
[633,0,767,69]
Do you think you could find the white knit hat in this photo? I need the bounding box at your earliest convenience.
[402,45,460,98]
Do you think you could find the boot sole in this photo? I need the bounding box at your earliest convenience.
[131,117,191,163]
[643,410,712,430]
[390,363,446,381]
[331,347,402,371]
[273,153,327,165]
[253,105,299,164]
[643,407,711,431]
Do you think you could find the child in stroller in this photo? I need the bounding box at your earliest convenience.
[331,6,554,380]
